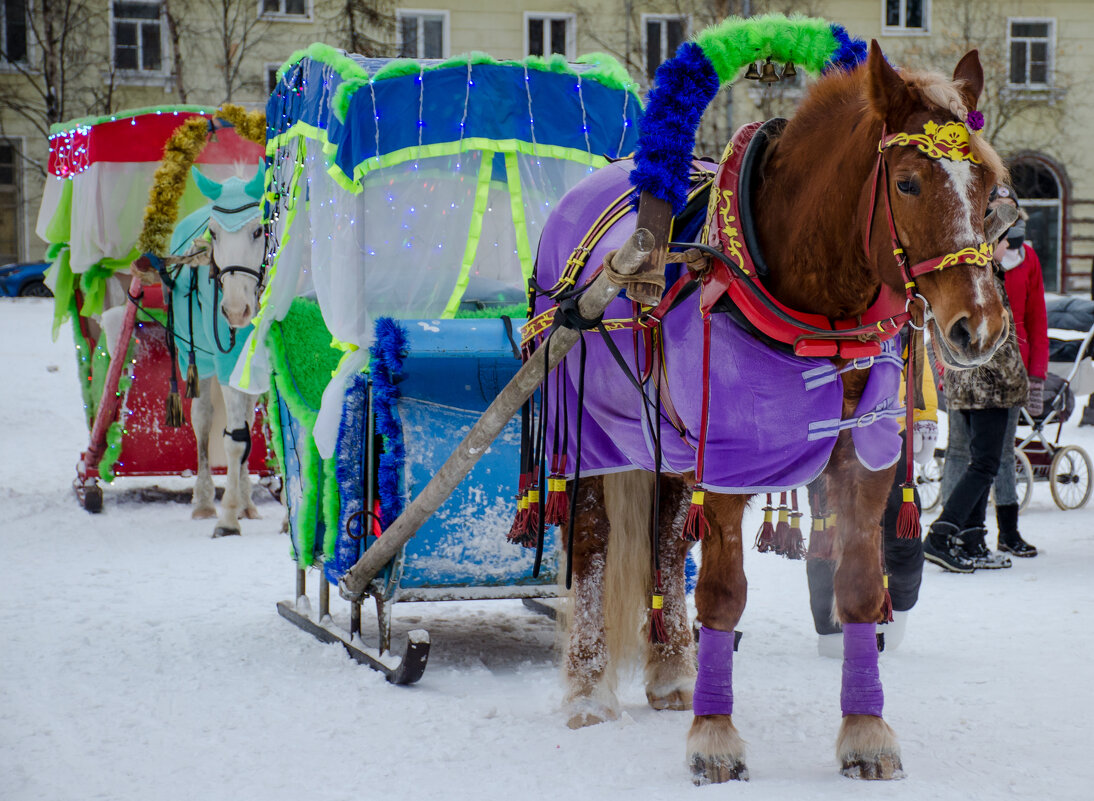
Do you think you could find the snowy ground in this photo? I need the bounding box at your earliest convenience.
[2,297,1093,801]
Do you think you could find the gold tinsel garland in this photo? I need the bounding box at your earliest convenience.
[137,103,267,258]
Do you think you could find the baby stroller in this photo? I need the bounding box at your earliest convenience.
[1015,300,1094,510]
[916,310,1094,512]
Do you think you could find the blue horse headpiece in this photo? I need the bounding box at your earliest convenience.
[191,164,264,232]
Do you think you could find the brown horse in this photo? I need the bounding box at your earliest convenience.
[543,43,1011,783]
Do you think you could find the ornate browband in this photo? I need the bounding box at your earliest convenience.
[881,120,981,164]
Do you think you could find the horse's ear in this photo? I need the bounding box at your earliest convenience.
[191,166,223,201]
[865,40,907,123]
[244,163,264,200]
[953,49,984,110]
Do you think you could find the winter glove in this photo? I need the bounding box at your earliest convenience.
[912,420,939,465]
[1026,376,1045,418]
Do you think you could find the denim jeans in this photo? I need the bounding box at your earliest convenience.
[935,407,1010,530]
[941,406,1021,509]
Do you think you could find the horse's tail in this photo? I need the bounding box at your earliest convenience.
[602,469,655,673]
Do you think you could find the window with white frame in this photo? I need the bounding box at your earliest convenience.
[260,0,308,18]
[266,63,281,96]
[112,2,164,73]
[397,10,447,59]
[883,0,928,34]
[1008,19,1054,87]
[525,13,574,59]
[2,0,28,64]
[643,15,687,83]
[0,139,20,263]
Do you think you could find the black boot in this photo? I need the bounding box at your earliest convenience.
[959,526,1012,569]
[923,521,976,573]
[996,503,1038,557]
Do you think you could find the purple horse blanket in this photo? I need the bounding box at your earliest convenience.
[531,161,903,493]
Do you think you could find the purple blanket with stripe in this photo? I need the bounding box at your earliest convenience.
[534,162,903,492]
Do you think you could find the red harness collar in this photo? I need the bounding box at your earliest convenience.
[700,121,991,359]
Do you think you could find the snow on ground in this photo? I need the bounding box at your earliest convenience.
[2,297,1093,801]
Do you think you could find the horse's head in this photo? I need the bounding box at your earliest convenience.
[864,42,1009,369]
[192,165,266,329]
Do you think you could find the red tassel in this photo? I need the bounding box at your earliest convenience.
[507,473,531,545]
[773,492,791,554]
[525,485,542,534]
[755,494,776,552]
[371,499,383,537]
[880,575,894,623]
[785,510,806,559]
[544,475,569,527]
[807,514,835,560]
[682,490,710,541]
[896,485,921,539]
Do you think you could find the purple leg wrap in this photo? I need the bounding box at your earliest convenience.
[841,622,884,717]
[693,626,734,717]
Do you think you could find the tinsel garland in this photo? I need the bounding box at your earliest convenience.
[369,318,409,529]
[137,104,266,258]
[329,371,370,584]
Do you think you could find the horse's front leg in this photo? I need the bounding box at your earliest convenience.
[826,428,904,780]
[645,474,696,711]
[688,492,749,784]
[214,387,256,537]
[190,378,217,519]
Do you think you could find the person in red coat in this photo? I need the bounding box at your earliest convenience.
[994,203,1048,556]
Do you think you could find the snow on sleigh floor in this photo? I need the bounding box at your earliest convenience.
[2,297,1093,801]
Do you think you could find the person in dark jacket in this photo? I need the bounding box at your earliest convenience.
[927,192,1031,573]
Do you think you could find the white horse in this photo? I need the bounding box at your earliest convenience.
[166,165,266,537]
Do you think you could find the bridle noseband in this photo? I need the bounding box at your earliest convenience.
[208,200,267,353]
[864,121,993,317]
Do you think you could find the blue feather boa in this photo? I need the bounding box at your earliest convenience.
[328,371,369,583]
[369,318,409,530]
[629,42,720,215]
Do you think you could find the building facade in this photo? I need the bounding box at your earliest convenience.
[2,1,1092,293]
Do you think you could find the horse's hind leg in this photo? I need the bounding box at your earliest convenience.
[826,430,904,780]
[190,378,216,519]
[563,475,618,728]
[645,474,696,711]
[687,492,749,784]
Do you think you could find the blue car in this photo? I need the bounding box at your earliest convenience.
[0,261,52,297]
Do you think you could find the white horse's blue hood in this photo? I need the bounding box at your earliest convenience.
[190,164,264,233]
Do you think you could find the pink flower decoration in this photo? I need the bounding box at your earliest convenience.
[966,110,985,132]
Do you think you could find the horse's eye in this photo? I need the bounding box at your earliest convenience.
[896,178,920,196]
[252,227,262,240]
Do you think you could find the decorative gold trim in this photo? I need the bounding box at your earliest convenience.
[882,121,981,164]
[933,242,993,271]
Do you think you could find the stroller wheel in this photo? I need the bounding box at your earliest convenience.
[1015,450,1034,512]
[915,455,944,512]
[1049,445,1093,510]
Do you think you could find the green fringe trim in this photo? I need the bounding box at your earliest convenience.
[49,105,217,135]
[265,298,344,567]
[694,13,838,84]
[322,49,640,123]
[453,303,528,319]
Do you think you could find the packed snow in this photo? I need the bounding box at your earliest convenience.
[2,297,1093,800]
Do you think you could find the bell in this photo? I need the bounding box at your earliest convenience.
[759,58,780,83]
[782,61,797,79]
[744,61,762,80]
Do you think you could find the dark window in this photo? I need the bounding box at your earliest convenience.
[885,0,926,31]
[263,0,307,14]
[266,66,280,95]
[113,2,162,72]
[528,18,543,57]
[3,0,28,63]
[0,140,18,263]
[398,13,444,59]
[1010,163,1060,200]
[0,142,14,186]
[527,16,569,58]
[1009,19,1053,86]
[646,17,687,82]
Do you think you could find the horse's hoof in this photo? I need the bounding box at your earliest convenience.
[192,506,216,520]
[837,715,904,780]
[840,753,905,780]
[689,754,749,784]
[242,506,261,520]
[212,526,241,538]
[564,694,619,729]
[647,688,692,711]
[687,714,748,784]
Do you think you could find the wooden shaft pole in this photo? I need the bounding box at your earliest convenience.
[338,227,656,601]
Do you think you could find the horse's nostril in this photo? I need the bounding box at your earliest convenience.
[949,316,973,351]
